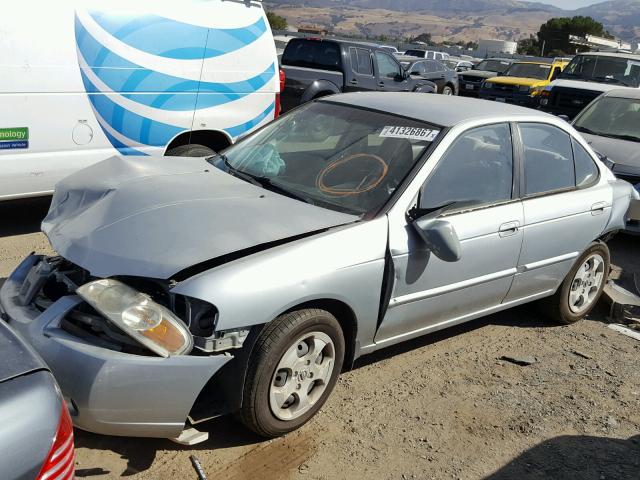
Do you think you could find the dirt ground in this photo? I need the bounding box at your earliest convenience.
[1,197,639,480]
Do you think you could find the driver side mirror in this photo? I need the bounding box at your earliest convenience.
[411,216,461,262]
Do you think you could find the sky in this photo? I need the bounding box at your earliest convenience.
[532,0,608,9]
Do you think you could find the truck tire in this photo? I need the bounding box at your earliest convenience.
[239,309,345,438]
[165,144,215,157]
[539,242,610,324]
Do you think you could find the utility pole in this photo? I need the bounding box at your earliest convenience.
[541,39,546,57]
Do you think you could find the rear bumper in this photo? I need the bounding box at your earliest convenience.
[0,255,232,438]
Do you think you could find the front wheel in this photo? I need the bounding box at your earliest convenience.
[540,242,610,324]
[442,85,454,96]
[238,309,345,438]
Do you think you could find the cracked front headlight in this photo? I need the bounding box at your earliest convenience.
[77,279,193,357]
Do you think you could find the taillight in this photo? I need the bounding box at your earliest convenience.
[275,68,285,118]
[36,400,75,480]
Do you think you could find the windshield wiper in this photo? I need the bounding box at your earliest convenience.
[592,76,631,86]
[574,125,601,136]
[216,155,314,204]
[605,133,640,143]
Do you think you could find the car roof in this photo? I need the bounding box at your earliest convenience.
[603,88,640,99]
[576,51,640,61]
[321,92,554,127]
[397,55,442,63]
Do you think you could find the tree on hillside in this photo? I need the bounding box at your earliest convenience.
[266,12,288,31]
[537,16,611,55]
[517,35,540,55]
[410,33,432,45]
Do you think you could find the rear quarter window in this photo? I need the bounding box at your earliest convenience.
[282,40,342,72]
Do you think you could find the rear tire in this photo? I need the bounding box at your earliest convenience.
[239,309,345,438]
[540,242,610,324]
[442,85,454,96]
[165,143,215,157]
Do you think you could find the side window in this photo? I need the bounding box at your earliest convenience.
[350,47,373,76]
[375,52,401,79]
[520,123,575,196]
[572,139,599,187]
[411,62,426,74]
[420,123,514,211]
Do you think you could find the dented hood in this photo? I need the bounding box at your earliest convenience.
[42,156,357,279]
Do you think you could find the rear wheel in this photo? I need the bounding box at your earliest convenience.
[239,309,345,438]
[540,242,610,324]
[165,143,215,157]
[442,85,454,96]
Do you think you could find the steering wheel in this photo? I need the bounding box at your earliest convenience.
[316,153,389,196]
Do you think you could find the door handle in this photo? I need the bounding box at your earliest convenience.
[499,221,520,237]
[591,202,607,215]
[350,79,358,85]
[378,81,385,88]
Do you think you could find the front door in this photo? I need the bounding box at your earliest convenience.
[376,123,524,344]
[375,51,408,92]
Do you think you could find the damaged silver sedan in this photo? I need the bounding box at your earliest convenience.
[2,93,639,442]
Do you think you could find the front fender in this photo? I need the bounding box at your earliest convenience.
[172,218,388,348]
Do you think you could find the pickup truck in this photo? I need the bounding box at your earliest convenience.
[280,38,436,113]
[539,52,640,119]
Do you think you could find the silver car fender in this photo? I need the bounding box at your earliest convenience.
[171,216,389,354]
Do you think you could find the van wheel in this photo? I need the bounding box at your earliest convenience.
[239,309,345,438]
[540,242,610,324]
[442,85,454,96]
[165,144,215,157]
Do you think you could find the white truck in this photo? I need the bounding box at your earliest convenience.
[539,51,640,119]
[0,0,280,200]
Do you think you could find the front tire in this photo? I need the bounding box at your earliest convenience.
[239,309,345,438]
[541,242,610,324]
[442,85,454,96]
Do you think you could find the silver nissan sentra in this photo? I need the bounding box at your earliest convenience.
[1,93,638,442]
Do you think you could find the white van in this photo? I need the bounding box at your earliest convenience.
[0,0,280,200]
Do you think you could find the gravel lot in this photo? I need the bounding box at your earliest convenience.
[1,197,638,480]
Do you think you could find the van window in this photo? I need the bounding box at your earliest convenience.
[282,40,342,72]
[520,123,575,195]
[350,47,373,76]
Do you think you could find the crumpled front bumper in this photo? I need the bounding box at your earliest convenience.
[0,255,232,439]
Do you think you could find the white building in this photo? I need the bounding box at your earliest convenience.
[477,39,517,58]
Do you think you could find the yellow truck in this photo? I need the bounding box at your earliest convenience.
[479,60,568,107]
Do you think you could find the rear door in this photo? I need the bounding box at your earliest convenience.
[504,123,610,302]
[344,47,377,92]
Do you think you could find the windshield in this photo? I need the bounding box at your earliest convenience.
[504,63,551,80]
[476,59,512,73]
[560,55,640,87]
[574,96,640,143]
[211,102,441,216]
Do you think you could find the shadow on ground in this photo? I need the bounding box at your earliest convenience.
[74,415,264,477]
[484,434,640,480]
[0,196,51,238]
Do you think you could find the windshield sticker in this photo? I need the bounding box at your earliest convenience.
[380,126,439,142]
[0,127,29,150]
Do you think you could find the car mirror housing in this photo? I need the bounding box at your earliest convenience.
[411,217,462,262]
